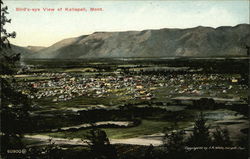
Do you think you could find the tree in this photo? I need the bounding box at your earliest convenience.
[0,0,18,75]
[187,112,212,146]
[163,124,187,159]
[212,126,232,147]
[84,128,118,159]
[246,45,250,56]
[0,0,31,157]
[163,131,186,158]
[143,144,155,159]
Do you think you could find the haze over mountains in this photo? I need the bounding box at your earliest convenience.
[17,24,250,59]
[11,45,45,57]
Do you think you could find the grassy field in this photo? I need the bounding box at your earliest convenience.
[103,120,192,139]
[36,95,134,109]
[42,119,192,139]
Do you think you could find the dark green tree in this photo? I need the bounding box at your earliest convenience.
[0,0,31,157]
[187,112,212,146]
[212,126,232,147]
[84,128,118,159]
[0,0,18,75]
[143,144,155,159]
[163,129,186,159]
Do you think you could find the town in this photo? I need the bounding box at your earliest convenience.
[17,71,247,104]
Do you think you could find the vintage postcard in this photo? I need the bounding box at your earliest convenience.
[0,0,249,158]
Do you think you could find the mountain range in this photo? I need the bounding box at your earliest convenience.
[16,24,250,59]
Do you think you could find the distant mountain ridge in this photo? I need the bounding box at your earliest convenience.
[19,24,250,59]
[11,45,46,58]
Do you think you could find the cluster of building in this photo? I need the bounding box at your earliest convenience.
[17,72,247,102]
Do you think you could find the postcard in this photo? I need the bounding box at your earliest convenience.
[0,0,249,158]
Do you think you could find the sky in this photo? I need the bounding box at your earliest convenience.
[4,0,250,47]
